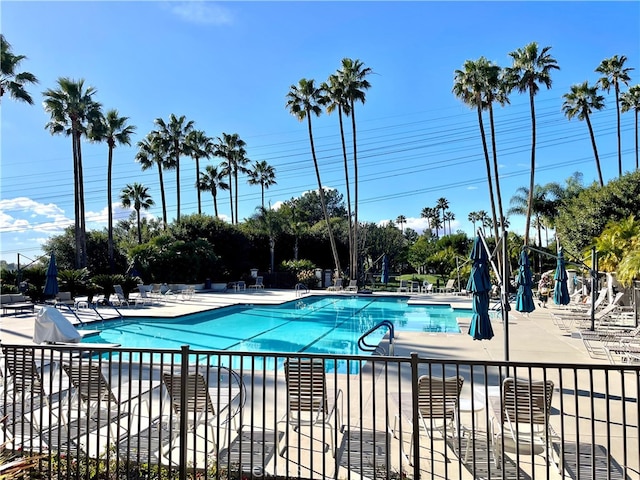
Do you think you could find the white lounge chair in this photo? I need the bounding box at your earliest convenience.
[249,276,264,290]
[161,370,243,457]
[327,278,343,291]
[438,279,456,294]
[277,358,343,457]
[491,378,560,470]
[392,375,465,464]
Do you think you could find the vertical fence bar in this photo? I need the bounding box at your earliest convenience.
[410,352,420,479]
[178,345,190,480]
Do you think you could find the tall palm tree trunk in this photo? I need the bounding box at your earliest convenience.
[350,103,359,281]
[585,114,604,186]
[157,163,168,228]
[488,105,506,229]
[615,85,622,176]
[72,132,82,268]
[476,104,499,243]
[307,115,341,275]
[75,132,87,268]
[175,150,181,221]
[524,88,537,246]
[195,157,201,214]
[136,209,142,244]
[234,168,239,225]
[635,109,639,170]
[213,192,219,217]
[338,107,354,279]
[107,144,114,272]
[228,172,234,224]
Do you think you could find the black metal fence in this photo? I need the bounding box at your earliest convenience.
[1,344,638,480]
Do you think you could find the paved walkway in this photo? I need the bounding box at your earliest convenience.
[1,289,637,479]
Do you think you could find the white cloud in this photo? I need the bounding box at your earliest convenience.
[167,1,233,25]
[467,186,478,190]
[0,197,70,234]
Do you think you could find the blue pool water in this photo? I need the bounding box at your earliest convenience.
[79,296,469,357]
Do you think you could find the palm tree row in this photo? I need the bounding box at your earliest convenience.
[454,44,639,248]
[418,198,456,238]
[562,55,637,186]
[287,58,372,281]
[40,78,278,269]
[468,210,492,236]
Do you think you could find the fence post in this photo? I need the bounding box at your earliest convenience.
[410,352,420,479]
[179,345,190,480]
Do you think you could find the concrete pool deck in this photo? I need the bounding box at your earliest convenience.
[1,289,637,479]
[0,288,604,366]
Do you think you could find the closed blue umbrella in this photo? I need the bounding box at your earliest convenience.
[553,248,570,305]
[515,249,536,313]
[467,236,494,341]
[381,254,389,284]
[43,252,59,297]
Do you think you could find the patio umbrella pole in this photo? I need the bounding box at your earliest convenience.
[590,247,597,332]
[502,229,510,362]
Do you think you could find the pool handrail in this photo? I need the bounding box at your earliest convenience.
[358,319,395,356]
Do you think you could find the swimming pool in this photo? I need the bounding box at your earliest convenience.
[79,295,469,357]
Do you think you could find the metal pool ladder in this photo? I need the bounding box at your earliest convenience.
[358,320,395,356]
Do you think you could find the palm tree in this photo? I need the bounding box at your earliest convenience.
[286,78,341,275]
[562,81,606,186]
[505,42,559,246]
[337,58,373,281]
[430,216,444,238]
[395,215,406,233]
[214,133,246,224]
[596,55,634,177]
[453,58,500,242]
[468,211,479,234]
[252,206,284,273]
[621,84,640,170]
[444,211,455,235]
[436,197,449,236]
[154,114,194,221]
[508,183,562,248]
[198,164,229,218]
[421,206,437,237]
[186,130,214,215]
[90,109,136,272]
[477,210,490,237]
[120,183,154,244]
[483,63,510,234]
[135,132,168,228]
[321,73,354,277]
[247,160,277,208]
[0,34,38,104]
[43,77,102,268]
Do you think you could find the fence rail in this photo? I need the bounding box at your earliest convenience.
[1,344,638,480]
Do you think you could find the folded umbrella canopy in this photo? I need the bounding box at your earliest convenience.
[467,236,494,341]
[381,254,389,284]
[554,248,570,305]
[43,252,59,297]
[515,249,536,313]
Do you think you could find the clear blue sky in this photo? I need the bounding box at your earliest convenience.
[2,1,639,265]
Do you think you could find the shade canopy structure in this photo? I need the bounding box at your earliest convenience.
[515,249,536,313]
[43,252,59,297]
[381,254,389,284]
[553,248,570,305]
[467,236,494,341]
